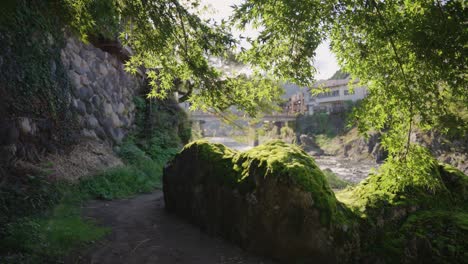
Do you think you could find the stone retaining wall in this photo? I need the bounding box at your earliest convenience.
[0,33,145,182]
[0,34,144,164]
[61,36,143,144]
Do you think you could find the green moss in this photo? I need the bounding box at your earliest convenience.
[337,145,468,217]
[179,140,239,187]
[179,140,345,225]
[335,151,468,262]
[234,141,337,219]
[335,188,358,207]
[182,140,237,161]
[438,163,468,203]
[234,141,325,187]
[176,141,467,262]
[337,161,467,219]
[379,210,468,263]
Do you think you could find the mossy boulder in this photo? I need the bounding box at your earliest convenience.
[393,210,467,263]
[337,161,467,221]
[163,140,360,263]
[336,156,468,263]
[164,140,467,263]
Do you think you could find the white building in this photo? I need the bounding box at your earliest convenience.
[305,79,367,115]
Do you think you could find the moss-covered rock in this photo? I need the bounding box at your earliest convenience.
[233,141,338,224]
[337,160,467,219]
[165,140,467,263]
[438,163,468,203]
[395,210,468,263]
[336,156,468,263]
[163,140,360,263]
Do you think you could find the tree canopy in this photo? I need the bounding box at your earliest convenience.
[58,0,466,167]
[232,0,467,157]
[60,0,283,116]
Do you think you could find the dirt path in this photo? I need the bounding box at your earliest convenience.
[71,191,274,264]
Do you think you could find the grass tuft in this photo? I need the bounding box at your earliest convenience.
[78,160,163,200]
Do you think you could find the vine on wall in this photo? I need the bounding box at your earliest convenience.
[0,0,77,146]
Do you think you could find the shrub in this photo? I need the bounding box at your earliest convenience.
[0,173,64,227]
[78,161,163,200]
[280,126,295,139]
[118,139,150,164]
[1,201,108,261]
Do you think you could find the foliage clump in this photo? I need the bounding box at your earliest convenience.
[334,145,468,262]
[57,0,284,116]
[0,136,177,261]
[78,160,163,200]
[232,0,467,153]
[339,145,467,216]
[329,69,350,80]
[1,202,108,263]
[99,95,192,199]
[0,172,63,228]
[130,95,191,163]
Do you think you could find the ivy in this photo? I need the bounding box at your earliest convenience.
[0,0,76,144]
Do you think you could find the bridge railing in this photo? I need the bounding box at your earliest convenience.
[189,111,297,121]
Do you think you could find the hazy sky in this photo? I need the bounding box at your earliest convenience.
[199,0,339,80]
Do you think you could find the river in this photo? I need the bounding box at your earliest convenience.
[205,137,378,184]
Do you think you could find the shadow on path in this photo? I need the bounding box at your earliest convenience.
[71,191,274,264]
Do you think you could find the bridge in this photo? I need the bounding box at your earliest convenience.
[188,111,297,145]
[189,112,297,122]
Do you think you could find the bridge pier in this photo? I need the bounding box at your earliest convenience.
[198,120,205,137]
[252,131,259,146]
[249,122,260,147]
[274,121,283,135]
